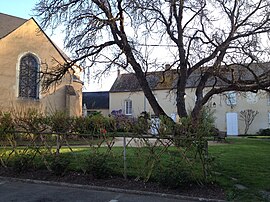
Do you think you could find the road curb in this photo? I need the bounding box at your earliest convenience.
[0,176,226,202]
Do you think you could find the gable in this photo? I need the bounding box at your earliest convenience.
[0,13,70,63]
[0,13,27,39]
[0,16,74,98]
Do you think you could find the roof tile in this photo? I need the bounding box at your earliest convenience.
[0,13,27,38]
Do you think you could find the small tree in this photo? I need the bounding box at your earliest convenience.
[240,109,259,135]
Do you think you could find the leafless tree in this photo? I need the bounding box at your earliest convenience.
[240,109,259,135]
[34,0,270,120]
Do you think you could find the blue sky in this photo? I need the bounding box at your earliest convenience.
[0,0,65,48]
[0,0,38,19]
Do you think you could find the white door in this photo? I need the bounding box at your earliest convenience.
[226,112,238,136]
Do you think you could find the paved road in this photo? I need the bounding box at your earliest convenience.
[0,179,199,202]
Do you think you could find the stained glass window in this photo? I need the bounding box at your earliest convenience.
[19,54,39,99]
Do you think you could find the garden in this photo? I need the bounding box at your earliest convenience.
[0,109,269,201]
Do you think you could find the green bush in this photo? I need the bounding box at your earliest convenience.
[50,155,70,176]
[83,153,113,179]
[14,108,48,134]
[153,159,192,188]
[72,116,94,134]
[257,128,270,136]
[73,113,115,135]
[112,115,134,132]
[48,111,73,134]
[9,153,35,173]
[0,112,15,140]
[90,113,114,133]
[132,112,150,134]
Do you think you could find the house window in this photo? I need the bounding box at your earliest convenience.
[18,54,39,99]
[246,92,258,104]
[124,99,132,115]
[226,91,237,106]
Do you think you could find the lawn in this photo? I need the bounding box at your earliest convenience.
[1,137,269,201]
[67,137,270,201]
[209,137,270,201]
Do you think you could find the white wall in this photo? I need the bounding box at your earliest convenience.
[110,89,270,135]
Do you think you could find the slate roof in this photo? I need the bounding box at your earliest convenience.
[0,13,27,38]
[110,64,270,92]
[109,70,221,92]
[83,92,109,109]
[110,71,176,92]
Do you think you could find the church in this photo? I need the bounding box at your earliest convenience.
[0,13,83,116]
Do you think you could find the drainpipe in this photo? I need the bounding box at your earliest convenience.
[144,95,146,112]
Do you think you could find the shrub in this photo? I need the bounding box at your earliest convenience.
[14,108,48,134]
[83,153,113,179]
[112,114,135,132]
[257,128,270,136]
[171,111,213,181]
[48,111,73,134]
[50,155,70,176]
[9,153,35,173]
[153,159,192,188]
[0,112,15,140]
[90,113,114,134]
[132,112,150,134]
[72,116,94,134]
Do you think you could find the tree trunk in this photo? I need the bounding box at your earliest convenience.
[113,18,169,118]
[124,46,168,117]
[176,91,188,118]
[132,63,167,117]
[191,101,203,120]
[176,65,188,118]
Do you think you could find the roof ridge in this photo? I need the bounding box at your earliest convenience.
[0,12,27,21]
[120,69,177,76]
[0,12,28,39]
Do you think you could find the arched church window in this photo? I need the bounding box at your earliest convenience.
[18,54,39,99]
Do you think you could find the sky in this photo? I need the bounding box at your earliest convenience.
[0,0,115,92]
[0,0,36,19]
[0,0,64,48]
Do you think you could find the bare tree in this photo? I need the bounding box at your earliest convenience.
[240,109,259,135]
[34,0,270,120]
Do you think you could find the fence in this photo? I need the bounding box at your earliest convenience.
[0,131,210,184]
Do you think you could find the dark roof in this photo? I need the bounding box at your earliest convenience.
[83,92,109,109]
[0,13,27,38]
[109,70,216,92]
[110,64,270,92]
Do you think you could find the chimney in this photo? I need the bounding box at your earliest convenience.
[165,64,171,71]
[165,64,173,81]
[117,69,120,77]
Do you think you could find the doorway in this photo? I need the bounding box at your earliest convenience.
[226,112,238,136]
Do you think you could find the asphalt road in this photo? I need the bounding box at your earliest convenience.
[0,179,199,202]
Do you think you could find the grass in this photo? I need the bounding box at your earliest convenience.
[1,137,269,201]
[209,138,270,201]
[4,136,113,146]
[246,136,270,139]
